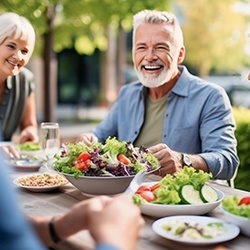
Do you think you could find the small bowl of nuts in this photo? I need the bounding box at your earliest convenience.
[13,172,68,192]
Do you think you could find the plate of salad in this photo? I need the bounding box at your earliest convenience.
[16,142,45,159]
[221,196,250,237]
[152,215,239,245]
[53,137,160,195]
[133,167,224,217]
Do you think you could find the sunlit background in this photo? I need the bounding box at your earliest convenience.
[1,0,250,121]
[1,0,250,191]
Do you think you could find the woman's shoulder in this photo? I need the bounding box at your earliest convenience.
[19,67,34,80]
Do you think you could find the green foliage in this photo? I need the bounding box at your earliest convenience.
[233,107,250,191]
[176,0,249,76]
[0,0,171,55]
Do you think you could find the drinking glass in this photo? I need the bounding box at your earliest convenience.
[40,122,60,170]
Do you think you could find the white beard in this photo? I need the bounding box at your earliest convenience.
[135,66,175,88]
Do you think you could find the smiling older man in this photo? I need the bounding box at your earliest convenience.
[77,10,239,183]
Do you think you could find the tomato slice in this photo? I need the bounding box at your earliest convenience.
[150,183,160,192]
[136,185,151,194]
[77,152,91,162]
[239,196,250,205]
[117,154,131,165]
[139,190,157,202]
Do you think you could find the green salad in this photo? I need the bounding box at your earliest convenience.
[17,142,41,151]
[222,196,250,219]
[133,166,216,205]
[54,137,159,179]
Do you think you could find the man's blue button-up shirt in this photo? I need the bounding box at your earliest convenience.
[93,66,239,180]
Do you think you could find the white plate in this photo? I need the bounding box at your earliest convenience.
[12,159,44,171]
[13,173,68,192]
[139,182,224,218]
[19,149,46,159]
[152,215,240,246]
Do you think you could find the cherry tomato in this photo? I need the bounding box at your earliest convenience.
[76,152,91,171]
[239,196,250,205]
[77,152,91,162]
[84,159,91,167]
[150,183,160,192]
[139,191,157,202]
[136,185,151,194]
[117,154,131,165]
[76,162,87,171]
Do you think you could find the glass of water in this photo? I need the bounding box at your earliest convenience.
[40,122,60,170]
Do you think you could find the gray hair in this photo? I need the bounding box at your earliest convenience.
[0,12,35,52]
[133,10,184,47]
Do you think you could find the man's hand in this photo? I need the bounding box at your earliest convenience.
[147,143,182,176]
[75,132,98,146]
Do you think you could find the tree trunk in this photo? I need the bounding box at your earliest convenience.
[100,24,118,106]
[117,24,127,87]
[43,5,58,122]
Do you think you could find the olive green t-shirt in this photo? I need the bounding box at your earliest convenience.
[134,96,167,148]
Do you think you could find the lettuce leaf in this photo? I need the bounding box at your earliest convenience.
[222,196,250,219]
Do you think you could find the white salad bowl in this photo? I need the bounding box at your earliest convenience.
[139,182,224,218]
[221,207,250,237]
[61,169,157,196]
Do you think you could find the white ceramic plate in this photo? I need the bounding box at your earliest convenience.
[13,173,68,192]
[139,182,225,218]
[19,149,46,159]
[12,159,44,171]
[152,215,240,246]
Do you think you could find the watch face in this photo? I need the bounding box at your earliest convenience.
[183,154,192,166]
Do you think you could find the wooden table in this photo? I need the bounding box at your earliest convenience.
[10,170,250,250]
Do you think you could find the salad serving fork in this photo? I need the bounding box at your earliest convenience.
[124,169,147,196]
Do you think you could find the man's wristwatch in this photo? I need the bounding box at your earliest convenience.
[181,153,192,167]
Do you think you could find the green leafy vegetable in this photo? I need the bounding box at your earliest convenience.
[222,196,250,219]
[133,167,212,205]
[54,137,159,179]
[17,142,41,151]
[101,137,127,164]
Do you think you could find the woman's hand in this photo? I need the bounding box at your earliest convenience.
[19,126,39,143]
[1,145,20,159]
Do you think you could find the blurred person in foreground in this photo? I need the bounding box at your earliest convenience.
[77,10,239,182]
[0,154,143,250]
[0,12,38,144]
[0,13,144,249]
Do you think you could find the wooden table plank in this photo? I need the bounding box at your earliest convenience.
[10,172,250,250]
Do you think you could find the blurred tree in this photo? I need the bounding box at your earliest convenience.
[176,0,249,77]
[0,0,171,119]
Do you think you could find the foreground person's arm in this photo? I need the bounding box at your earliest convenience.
[88,195,144,250]
[29,195,144,250]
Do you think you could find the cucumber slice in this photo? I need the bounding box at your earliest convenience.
[200,184,218,203]
[180,185,203,204]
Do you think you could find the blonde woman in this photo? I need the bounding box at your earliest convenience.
[0,12,38,143]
